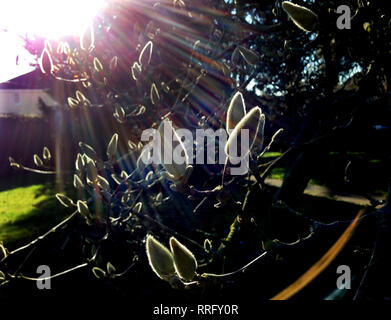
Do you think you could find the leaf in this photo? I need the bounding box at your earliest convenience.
[146,235,176,280]
[282,1,318,32]
[169,237,197,281]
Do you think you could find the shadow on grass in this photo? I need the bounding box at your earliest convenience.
[0,182,74,249]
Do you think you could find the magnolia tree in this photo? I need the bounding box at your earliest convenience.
[1,0,391,300]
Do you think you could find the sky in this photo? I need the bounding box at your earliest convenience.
[0,0,105,83]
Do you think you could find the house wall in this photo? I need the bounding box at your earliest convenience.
[0,89,57,117]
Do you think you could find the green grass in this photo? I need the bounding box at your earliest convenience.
[0,184,69,248]
[262,151,283,158]
[269,167,285,180]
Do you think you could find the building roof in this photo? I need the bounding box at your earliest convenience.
[0,68,52,90]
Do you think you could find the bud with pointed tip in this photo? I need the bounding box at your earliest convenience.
[80,24,95,51]
[114,105,125,121]
[150,83,160,105]
[225,107,263,161]
[226,92,246,134]
[73,174,84,189]
[92,267,106,279]
[97,175,110,191]
[86,158,98,183]
[33,154,43,167]
[75,153,85,171]
[253,109,266,151]
[109,56,118,71]
[9,157,20,169]
[238,46,260,66]
[67,97,79,108]
[43,147,51,161]
[231,46,240,66]
[79,142,98,161]
[282,1,318,32]
[77,201,92,223]
[271,128,284,143]
[158,119,191,182]
[169,237,197,281]
[106,133,118,159]
[139,41,153,67]
[146,235,176,280]
[93,57,103,72]
[39,49,54,74]
[0,241,7,260]
[75,90,86,102]
[131,62,142,80]
[56,193,75,207]
[106,262,116,275]
[134,202,142,213]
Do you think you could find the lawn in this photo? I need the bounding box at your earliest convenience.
[0,184,69,247]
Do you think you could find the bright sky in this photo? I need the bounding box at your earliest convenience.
[0,0,105,83]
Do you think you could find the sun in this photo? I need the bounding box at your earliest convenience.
[0,0,106,39]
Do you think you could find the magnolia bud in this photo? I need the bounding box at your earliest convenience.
[169,237,197,281]
[43,147,51,161]
[226,91,246,134]
[33,154,43,167]
[79,142,98,161]
[225,107,263,161]
[77,200,91,220]
[238,46,260,66]
[68,97,79,108]
[158,119,190,182]
[56,193,75,207]
[131,62,142,80]
[146,235,176,280]
[73,174,84,189]
[150,83,160,105]
[39,49,53,74]
[139,41,153,67]
[282,1,318,32]
[106,133,118,159]
[93,57,103,72]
